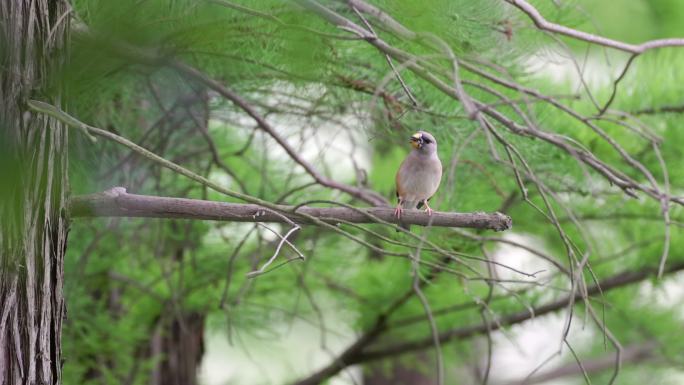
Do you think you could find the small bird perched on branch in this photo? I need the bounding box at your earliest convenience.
[395,131,443,230]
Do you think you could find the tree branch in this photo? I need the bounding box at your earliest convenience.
[68,25,389,207]
[505,0,684,54]
[291,260,684,385]
[631,104,684,115]
[169,61,390,207]
[502,342,655,385]
[355,260,684,363]
[70,188,513,231]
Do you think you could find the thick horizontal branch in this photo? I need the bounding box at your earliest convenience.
[70,188,512,231]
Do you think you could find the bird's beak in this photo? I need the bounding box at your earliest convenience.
[410,133,422,149]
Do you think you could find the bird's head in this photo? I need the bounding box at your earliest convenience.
[409,131,437,154]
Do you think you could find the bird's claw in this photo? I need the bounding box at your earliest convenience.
[423,201,434,216]
[394,205,403,219]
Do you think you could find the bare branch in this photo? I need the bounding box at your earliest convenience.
[349,3,419,107]
[355,261,684,363]
[67,23,388,207]
[504,0,684,54]
[69,188,513,231]
[169,61,389,207]
[631,104,684,115]
[502,342,655,385]
[290,260,684,385]
[598,53,638,115]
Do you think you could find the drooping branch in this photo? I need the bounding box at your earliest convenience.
[69,188,513,231]
[297,0,681,280]
[296,0,665,202]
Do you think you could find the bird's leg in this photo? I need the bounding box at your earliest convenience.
[423,199,433,216]
[394,199,403,219]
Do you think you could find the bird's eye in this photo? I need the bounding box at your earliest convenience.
[423,138,432,144]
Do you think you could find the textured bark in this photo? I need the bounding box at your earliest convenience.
[0,1,70,384]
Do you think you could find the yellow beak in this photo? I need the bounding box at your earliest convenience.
[410,133,422,149]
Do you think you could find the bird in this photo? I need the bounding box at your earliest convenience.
[394,131,443,231]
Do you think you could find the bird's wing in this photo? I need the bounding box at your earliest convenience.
[418,157,443,208]
[395,158,407,202]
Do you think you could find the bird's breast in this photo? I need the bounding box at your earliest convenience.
[397,155,442,201]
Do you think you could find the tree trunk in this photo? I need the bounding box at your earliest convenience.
[0,1,70,384]
[150,313,205,385]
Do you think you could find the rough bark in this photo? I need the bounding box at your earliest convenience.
[70,188,513,231]
[0,1,70,384]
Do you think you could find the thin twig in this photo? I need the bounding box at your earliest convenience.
[598,53,639,115]
[350,4,419,107]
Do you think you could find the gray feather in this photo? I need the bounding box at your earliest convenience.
[397,151,442,205]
